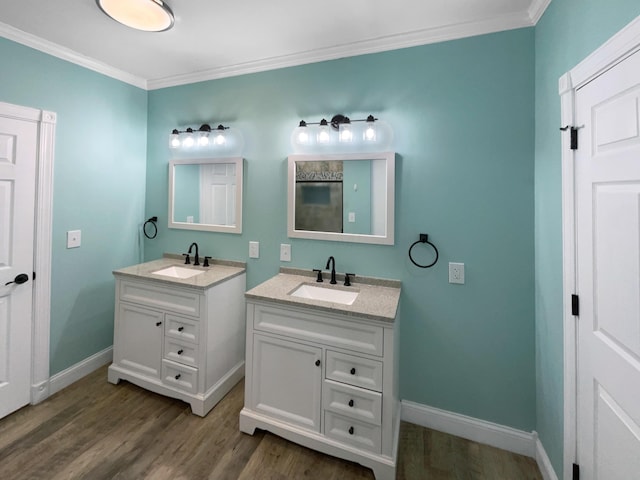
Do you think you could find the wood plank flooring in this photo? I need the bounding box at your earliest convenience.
[0,366,542,479]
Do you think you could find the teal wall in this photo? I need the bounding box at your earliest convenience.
[0,38,148,375]
[342,160,371,235]
[534,1,640,475]
[146,28,536,432]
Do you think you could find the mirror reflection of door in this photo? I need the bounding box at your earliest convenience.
[200,163,236,226]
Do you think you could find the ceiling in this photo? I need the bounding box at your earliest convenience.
[0,0,549,90]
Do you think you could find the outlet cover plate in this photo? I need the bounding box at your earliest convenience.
[67,230,81,248]
[280,244,291,262]
[449,262,464,284]
[249,241,259,259]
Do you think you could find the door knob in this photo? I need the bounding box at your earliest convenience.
[5,273,29,286]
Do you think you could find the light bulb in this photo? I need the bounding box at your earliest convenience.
[198,133,209,147]
[364,115,377,142]
[339,123,353,142]
[317,119,330,144]
[169,129,180,148]
[182,129,195,148]
[214,133,226,145]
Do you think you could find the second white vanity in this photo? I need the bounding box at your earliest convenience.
[108,255,246,416]
[240,268,401,480]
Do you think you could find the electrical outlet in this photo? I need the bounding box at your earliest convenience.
[348,212,356,222]
[280,244,291,262]
[449,262,465,284]
[249,241,259,259]
[67,230,81,248]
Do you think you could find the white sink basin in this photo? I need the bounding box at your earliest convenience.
[152,265,205,279]
[290,284,359,305]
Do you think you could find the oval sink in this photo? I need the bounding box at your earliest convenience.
[152,266,205,279]
[290,283,359,305]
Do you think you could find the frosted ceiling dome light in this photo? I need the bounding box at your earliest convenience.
[96,0,174,32]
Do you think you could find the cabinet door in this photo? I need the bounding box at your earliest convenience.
[115,303,163,379]
[251,334,322,432]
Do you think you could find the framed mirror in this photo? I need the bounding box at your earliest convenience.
[287,152,395,245]
[169,157,243,233]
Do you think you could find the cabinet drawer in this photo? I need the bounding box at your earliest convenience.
[165,315,199,344]
[325,350,383,392]
[323,379,382,425]
[161,360,198,394]
[253,303,383,356]
[119,280,200,317]
[164,338,198,368]
[324,411,381,454]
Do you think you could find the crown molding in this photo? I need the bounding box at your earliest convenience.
[147,10,534,90]
[528,0,552,25]
[0,21,147,90]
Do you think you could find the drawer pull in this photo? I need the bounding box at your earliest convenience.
[156,321,162,327]
[348,399,354,407]
[348,426,354,435]
[178,326,184,332]
[175,374,181,380]
[177,349,184,355]
[350,367,356,375]
[315,359,321,367]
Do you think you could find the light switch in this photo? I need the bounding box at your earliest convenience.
[249,241,259,259]
[348,212,356,222]
[67,230,81,248]
[280,244,291,262]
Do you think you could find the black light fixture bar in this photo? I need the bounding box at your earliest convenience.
[298,114,378,130]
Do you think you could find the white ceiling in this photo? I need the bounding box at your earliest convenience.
[0,0,549,90]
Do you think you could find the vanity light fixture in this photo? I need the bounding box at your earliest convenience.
[169,123,244,156]
[96,0,175,32]
[292,114,393,153]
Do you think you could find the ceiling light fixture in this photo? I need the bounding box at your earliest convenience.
[96,0,175,32]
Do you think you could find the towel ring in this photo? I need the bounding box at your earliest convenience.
[143,216,158,239]
[409,233,439,268]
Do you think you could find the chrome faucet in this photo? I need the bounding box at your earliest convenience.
[188,242,200,266]
[326,256,337,284]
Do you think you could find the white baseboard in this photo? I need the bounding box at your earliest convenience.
[534,432,560,480]
[48,346,113,396]
[401,400,536,458]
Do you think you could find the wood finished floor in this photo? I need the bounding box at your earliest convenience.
[0,366,542,479]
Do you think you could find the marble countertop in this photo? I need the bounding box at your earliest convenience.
[113,254,246,290]
[245,268,401,323]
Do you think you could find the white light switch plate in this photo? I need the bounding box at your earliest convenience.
[280,244,291,262]
[249,241,259,259]
[348,212,356,222]
[449,262,465,284]
[67,230,81,248]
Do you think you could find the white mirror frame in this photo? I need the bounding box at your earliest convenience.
[168,156,243,233]
[287,152,395,245]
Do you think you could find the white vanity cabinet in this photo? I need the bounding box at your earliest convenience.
[108,265,246,416]
[240,298,399,480]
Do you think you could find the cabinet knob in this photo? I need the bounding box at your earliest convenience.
[348,399,354,408]
[348,426,354,435]
[175,374,181,380]
[350,367,356,375]
[178,326,184,332]
[315,359,321,367]
[156,321,162,327]
[177,349,184,355]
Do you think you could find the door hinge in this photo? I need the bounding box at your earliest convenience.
[33,271,36,281]
[573,463,580,480]
[560,125,579,150]
[571,294,579,316]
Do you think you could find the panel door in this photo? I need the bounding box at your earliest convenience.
[200,163,236,226]
[575,48,640,478]
[0,116,37,419]
[115,303,164,379]
[251,334,322,432]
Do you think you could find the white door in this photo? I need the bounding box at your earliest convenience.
[200,163,236,225]
[575,48,640,478]
[0,115,37,419]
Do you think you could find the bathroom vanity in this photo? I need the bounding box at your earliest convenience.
[108,255,246,416]
[240,269,400,480]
